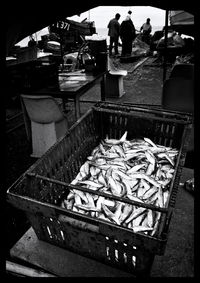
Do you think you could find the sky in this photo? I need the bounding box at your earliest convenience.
[68,6,167,30]
[17,6,167,47]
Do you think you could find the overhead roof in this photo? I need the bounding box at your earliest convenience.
[5,0,196,54]
[169,10,194,36]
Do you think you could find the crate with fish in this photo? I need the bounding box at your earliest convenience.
[7,102,191,276]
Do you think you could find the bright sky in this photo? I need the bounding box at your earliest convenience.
[17,6,167,47]
[68,6,167,29]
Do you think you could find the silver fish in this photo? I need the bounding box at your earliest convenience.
[157,152,174,166]
[80,161,90,176]
[126,163,146,174]
[132,212,146,227]
[145,163,155,175]
[125,207,146,224]
[98,173,107,186]
[114,202,124,221]
[96,196,105,211]
[144,137,158,148]
[119,204,133,223]
[79,180,103,188]
[74,204,101,212]
[126,194,144,203]
[120,131,128,142]
[142,186,158,200]
[147,209,154,227]
[102,204,120,225]
[163,190,170,207]
[145,150,156,165]
[108,176,121,196]
[132,225,153,233]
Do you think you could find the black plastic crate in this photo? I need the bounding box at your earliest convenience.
[7,102,191,276]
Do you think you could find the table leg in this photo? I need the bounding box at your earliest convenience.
[74,96,81,120]
[62,98,66,111]
[100,74,106,101]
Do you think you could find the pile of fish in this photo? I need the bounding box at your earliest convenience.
[61,132,179,236]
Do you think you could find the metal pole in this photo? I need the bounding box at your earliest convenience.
[163,9,169,82]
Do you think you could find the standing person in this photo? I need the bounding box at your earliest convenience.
[120,16,136,56]
[127,10,132,20]
[140,18,152,44]
[107,13,121,56]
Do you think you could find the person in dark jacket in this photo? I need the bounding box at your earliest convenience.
[120,16,136,56]
[107,13,121,56]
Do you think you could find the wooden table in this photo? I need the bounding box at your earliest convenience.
[29,70,107,120]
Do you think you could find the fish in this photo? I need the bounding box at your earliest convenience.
[115,169,133,180]
[73,189,88,204]
[114,202,124,222]
[74,194,82,206]
[125,207,146,224]
[113,145,125,158]
[121,178,132,195]
[145,163,155,175]
[98,173,107,186]
[126,194,144,203]
[111,170,121,182]
[104,137,122,145]
[66,191,75,200]
[96,196,105,211]
[140,179,151,191]
[119,204,133,223]
[102,204,121,225]
[158,179,171,188]
[114,131,127,143]
[141,186,158,200]
[108,176,122,196]
[147,209,154,227]
[62,132,178,235]
[80,161,90,176]
[74,204,101,212]
[132,225,153,233]
[103,198,116,207]
[126,163,146,174]
[79,180,103,188]
[85,192,95,207]
[144,137,158,148]
[145,150,156,165]
[163,190,170,207]
[99,143,106,155]
[136,184,147,198]
[151,211,161,236]
[158,187,165,207]
[132,212,146,227]
[157,152,174,166]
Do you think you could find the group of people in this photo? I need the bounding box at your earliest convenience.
[107,11,152,57]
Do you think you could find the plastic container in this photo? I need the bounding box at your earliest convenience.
[7,102,192,276]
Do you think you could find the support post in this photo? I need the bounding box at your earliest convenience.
[163,9,169,82]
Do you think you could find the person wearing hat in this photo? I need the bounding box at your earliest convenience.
[127,10,132,19]
[120,15,136,56]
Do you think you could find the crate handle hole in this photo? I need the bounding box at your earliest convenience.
[132,255,136,266]
[60,230,65,240]
[123,252,127,263]
[46,225,53,239]
[106,246,111,260]
[115,249,119,262]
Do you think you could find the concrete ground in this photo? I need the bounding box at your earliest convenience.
[6,55,194,277]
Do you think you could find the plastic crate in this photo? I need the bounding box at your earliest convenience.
[7,102,192,276]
